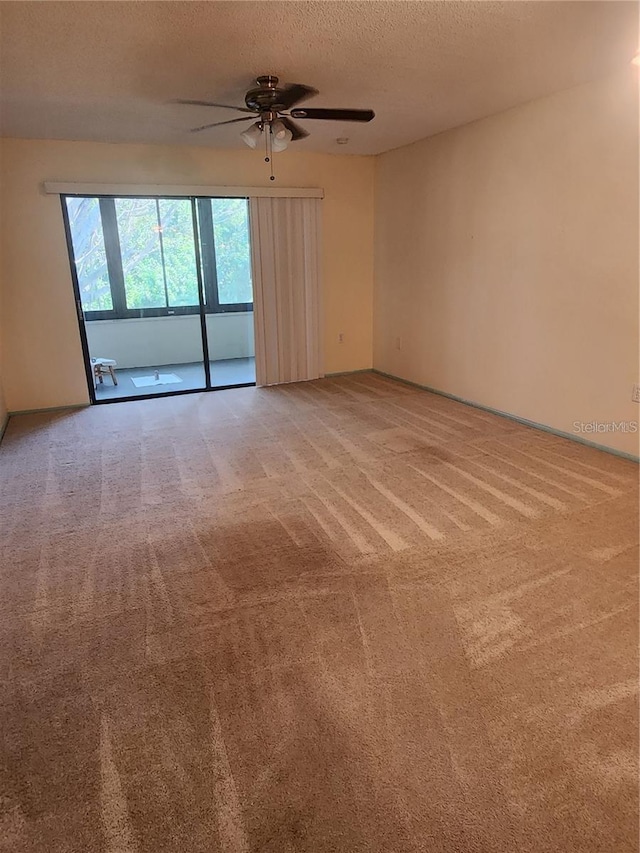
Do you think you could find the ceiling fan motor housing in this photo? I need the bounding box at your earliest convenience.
[245,75,287,113]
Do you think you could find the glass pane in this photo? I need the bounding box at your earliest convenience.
[115,198,165,309]
[211,199,253,305]
[158,199,199,307]
[65,197,112,312]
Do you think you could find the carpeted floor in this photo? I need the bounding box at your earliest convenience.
[0,372,638,853]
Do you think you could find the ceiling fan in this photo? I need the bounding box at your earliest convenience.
[174,75,375,179]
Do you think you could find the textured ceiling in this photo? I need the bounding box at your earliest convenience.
[0,1,637,155]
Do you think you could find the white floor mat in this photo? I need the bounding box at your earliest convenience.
[130,373,183,388]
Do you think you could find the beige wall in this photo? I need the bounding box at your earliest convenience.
[0,276,6,429]
[0,139,374,411]
[0,337,7,431]
[374,71,639,456]
[0,146,7,432]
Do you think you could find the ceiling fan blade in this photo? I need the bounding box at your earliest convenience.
[190,116,255,133]
[280,117,309,141]
[277,84,319,110]
[173,98,254,114]
[290,108,375,123]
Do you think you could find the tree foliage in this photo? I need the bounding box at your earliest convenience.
[211,199,253,304]
[67,197,253,312]
[66,198,112,310]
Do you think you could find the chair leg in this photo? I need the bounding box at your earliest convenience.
[108,366,118,386]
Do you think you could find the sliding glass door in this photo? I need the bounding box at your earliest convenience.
[197,198,255,389]
[63,194,255,403]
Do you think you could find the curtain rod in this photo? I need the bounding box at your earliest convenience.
[43,182,324,199]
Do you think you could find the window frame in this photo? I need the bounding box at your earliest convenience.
[64,193,254,321]
[196,198,253,316]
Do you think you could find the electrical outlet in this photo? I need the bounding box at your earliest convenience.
[395,336,402,350]
[338,332,344,344]
[632,384,640,403]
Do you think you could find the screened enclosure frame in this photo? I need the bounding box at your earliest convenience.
[62,193,253,321]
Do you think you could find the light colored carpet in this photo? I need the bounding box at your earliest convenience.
[0,372,637,853]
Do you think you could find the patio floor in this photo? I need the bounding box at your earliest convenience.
[93,357,256,400]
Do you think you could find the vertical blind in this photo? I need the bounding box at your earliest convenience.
[249,197,323,386]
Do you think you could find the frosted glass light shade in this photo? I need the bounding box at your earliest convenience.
[240,122,262,149]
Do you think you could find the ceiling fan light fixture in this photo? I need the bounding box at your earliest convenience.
[271,119,288,140]
[240,121,262,149]
[271,135,290,153]
[271,121,293,152]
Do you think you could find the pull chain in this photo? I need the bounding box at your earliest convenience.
[263,122,276,181]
